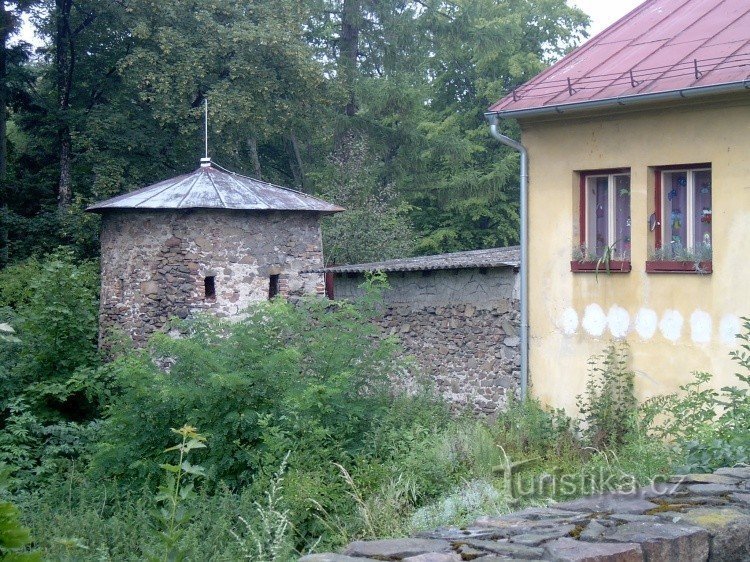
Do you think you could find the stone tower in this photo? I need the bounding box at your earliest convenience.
[87,159,343,346]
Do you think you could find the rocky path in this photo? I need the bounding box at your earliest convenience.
[301,466,750,561]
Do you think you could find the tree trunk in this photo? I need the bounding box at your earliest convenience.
[287,130,306,191]
[58,137,72,207]
[55,0,74,210]
[0,3,11,266]
[340,0,360,118]
[247,136,261,180]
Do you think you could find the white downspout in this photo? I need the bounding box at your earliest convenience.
[487,113,529,401]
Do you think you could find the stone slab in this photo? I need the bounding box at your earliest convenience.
[473,516,572,536]
[459,539,545,558]
[543,537,643,562]
[456,543,488,560]
[299,552,375,562]
[729,492,750,506]
[509,524,577,546]
[686,483,740,496]
[402,553,462,562]
[679,507,750,562]
[609,514,658,524]
[579,520,608,541]
[655,494,730,508]
[469,558,545,562]
[668,473,741,485]
[603,521,709,562]
[554,493,657,515]
[713,467,750,480]
[417,527,505,541]
[343,538,451,559]
[512,507,588,520]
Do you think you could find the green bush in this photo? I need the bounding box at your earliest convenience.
[92,284,404,485]
[0,250,99,412]
[0,465,40,561]
[0,252,100,487]
[644,318,750,472]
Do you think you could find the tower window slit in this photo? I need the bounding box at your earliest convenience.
[269,274,280,299]
[204,276,216,300]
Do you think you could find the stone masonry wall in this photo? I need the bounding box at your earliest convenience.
[309,466,750,562]
[333,267,521,414]
[99,209,325,345]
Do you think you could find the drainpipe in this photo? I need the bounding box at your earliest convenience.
[486,113,529,401]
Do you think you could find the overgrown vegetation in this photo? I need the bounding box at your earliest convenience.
[0,255,748,559]
[644,318,750,472]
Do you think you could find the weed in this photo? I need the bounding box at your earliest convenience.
[230,452,293,562]
[577,341,637,449]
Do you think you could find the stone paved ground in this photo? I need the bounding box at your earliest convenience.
[301,466,750,561]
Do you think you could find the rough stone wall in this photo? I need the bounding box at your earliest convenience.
[333,267,521,414]
[310,467,750,562]
[99,209,325,345]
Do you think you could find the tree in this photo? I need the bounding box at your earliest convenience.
[119,0,327,186]
[1,0,35,266]
[318,133,415,265]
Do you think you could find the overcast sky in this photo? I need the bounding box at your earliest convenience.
[570,0,645,36]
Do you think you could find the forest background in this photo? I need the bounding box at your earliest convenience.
[1,0,589,266]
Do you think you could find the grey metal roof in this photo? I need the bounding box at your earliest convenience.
[313,246,520,274]
[87,162,344,213]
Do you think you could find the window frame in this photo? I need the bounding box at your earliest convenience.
[648,163,712,274]
[572,168,632,273]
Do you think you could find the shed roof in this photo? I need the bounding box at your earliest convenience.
[489,0,750,119]
[313,246,520,274]
[87,162,344,214]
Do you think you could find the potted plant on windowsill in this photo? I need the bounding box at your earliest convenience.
[646,246,712,274]
[571,244,631,275]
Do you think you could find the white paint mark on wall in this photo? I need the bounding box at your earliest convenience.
[608,305,630,339]
[690,310,712,344]
[559,307,579,336]
[659,309,683,342]
[635,308,658,340]
[582,304,607,337]
[719,314,741,345]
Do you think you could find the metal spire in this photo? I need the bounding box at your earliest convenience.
[201,97,211,167]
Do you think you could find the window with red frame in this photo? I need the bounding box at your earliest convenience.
[578,170,631,261]
[654,165,712,263]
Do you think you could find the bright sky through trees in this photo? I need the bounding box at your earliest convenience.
[14,1,646,46]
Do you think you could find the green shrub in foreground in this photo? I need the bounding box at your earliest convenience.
[644,318,750,472]
[92,283,404,486]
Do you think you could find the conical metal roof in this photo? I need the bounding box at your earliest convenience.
[87,161,343,214]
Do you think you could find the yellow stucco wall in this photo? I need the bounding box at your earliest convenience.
[519,96,750,413]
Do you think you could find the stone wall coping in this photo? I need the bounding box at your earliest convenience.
[303,465,750,561]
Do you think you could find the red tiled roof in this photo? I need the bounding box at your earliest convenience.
[489,0,750,118]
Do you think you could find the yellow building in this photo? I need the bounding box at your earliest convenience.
[486,0,750,412]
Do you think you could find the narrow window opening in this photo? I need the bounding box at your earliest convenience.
[204,276,216,300]
[268,274,280,299]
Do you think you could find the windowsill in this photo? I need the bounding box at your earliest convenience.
[570,260,631,273]
[645,260,712,274]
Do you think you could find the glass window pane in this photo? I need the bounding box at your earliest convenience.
[663,171,687,258]
[614,175,631,259]
[693,170,712,259]
[587,176,608,257]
